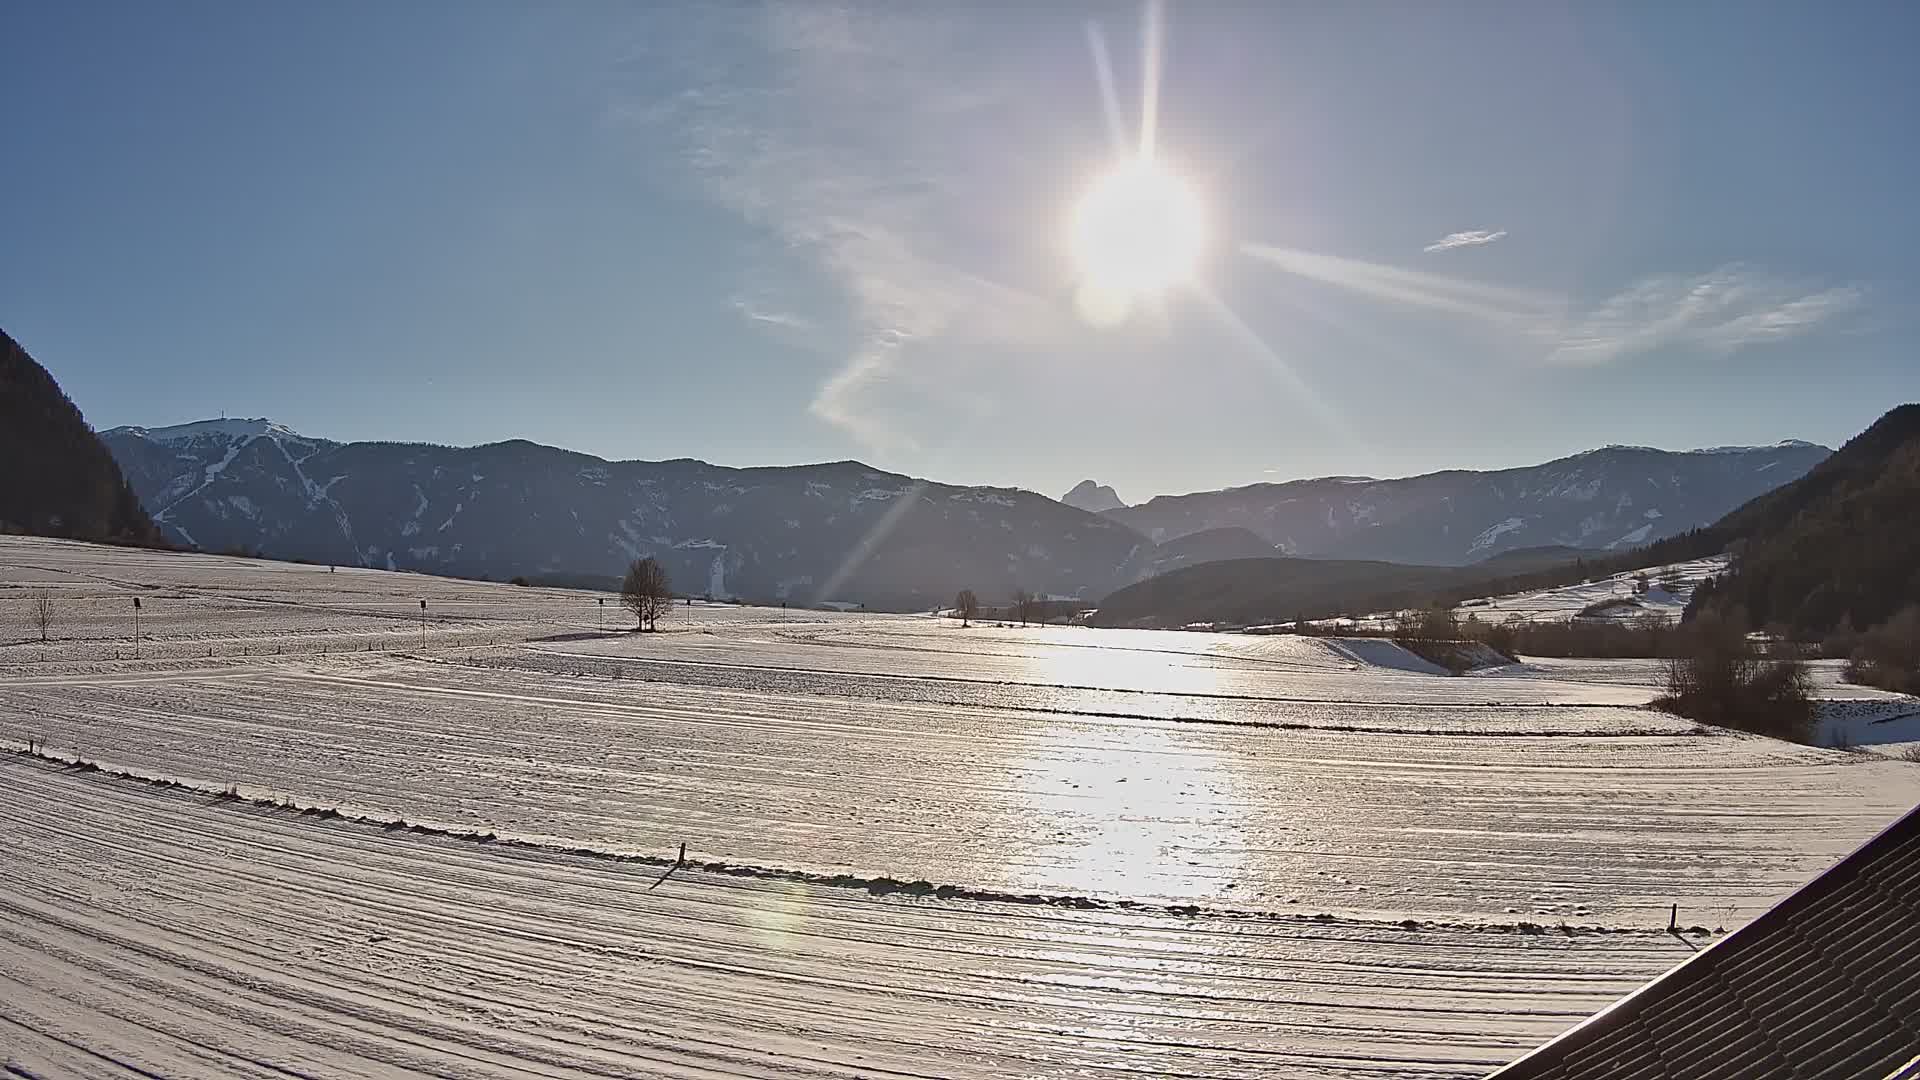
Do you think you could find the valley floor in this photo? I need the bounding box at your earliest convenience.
[3,535,1917,1077]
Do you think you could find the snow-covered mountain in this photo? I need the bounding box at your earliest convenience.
[1103,442,1831,566]
[103,420,1830,604]
[1061,479,1126,513]
[102,420,1154,608]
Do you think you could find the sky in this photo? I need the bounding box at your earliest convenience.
[3,2,1916,503]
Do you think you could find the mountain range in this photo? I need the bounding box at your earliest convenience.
[100,417,1830,609]
[102,419,1149,608]
[1092,405,1914,631]
[1102,442,1830,566]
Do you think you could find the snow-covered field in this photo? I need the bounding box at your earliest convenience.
[3,535,1917,1077]
[1452,556,1729,626]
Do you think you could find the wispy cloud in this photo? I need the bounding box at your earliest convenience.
[616,5,1069,451]
[1550,264,1866,366]
[1423,229,1507,254]
[729,294,813,332]
[1241,242,1866,369]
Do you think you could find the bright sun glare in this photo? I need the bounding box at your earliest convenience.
[1070,156,1206,321]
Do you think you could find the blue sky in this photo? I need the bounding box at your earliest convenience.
[4,2,1915,502]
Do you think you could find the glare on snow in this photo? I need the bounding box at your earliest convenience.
[4,533,1919,1077]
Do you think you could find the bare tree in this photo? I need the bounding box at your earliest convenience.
[1011,588,1032,627]
[621,558,673,632]
[30,590,54,643]
[1396,604,1456,642]
[954,589,979,628]
[1658,608,1812,740]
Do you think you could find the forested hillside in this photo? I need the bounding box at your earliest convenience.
[0,329,160,545]
[1687,404,1920,634]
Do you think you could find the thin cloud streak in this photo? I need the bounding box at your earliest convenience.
[1241,245,1861,368]
[1550,265,1866,366]
[1424,229,1508,253]
[730,296,813,331]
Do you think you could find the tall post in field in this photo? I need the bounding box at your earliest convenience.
[599,596,605,633]
[132,595,142,659]
[419,598,427,649]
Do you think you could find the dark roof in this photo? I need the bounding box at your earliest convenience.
[1488,802,1920,1080]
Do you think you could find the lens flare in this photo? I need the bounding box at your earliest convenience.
[1070,157,1207,302]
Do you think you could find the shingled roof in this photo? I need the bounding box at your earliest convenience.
[1487,801,1920,1080]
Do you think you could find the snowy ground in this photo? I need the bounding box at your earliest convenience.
[3,535,1918,1077]
[1451,556,1729,626]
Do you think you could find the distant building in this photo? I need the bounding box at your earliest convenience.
[1487,801,1920,1079]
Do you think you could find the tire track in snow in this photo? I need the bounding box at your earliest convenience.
[5,657,1913,924]
[1,757,1683,1079]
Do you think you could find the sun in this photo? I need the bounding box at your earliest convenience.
[1069,156,1207,311]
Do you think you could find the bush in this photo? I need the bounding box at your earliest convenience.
[1458,614,1679,659]
[1843,606,1920,694]
[1654,610,1813,741]
[1395,604,1458,642]
[1577,597,1643,618]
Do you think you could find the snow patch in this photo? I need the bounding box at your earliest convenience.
[1607,524,1654,548]
[1322,638,1449,676]
[131,418,289,444]
[1469,516,1529,553]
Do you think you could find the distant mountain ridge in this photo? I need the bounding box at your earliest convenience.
[103,417,1828,610]
[1103,442,1831,566]
[1,329,160,545]
[103,419,1157,608]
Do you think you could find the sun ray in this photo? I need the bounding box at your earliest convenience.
[1138,0,1164,159]
[814,479,931,605]
[1239,243,1564,332]
[1262,275,1424,366]
[1084,21,1128,158]
[1187,280,1352,443]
